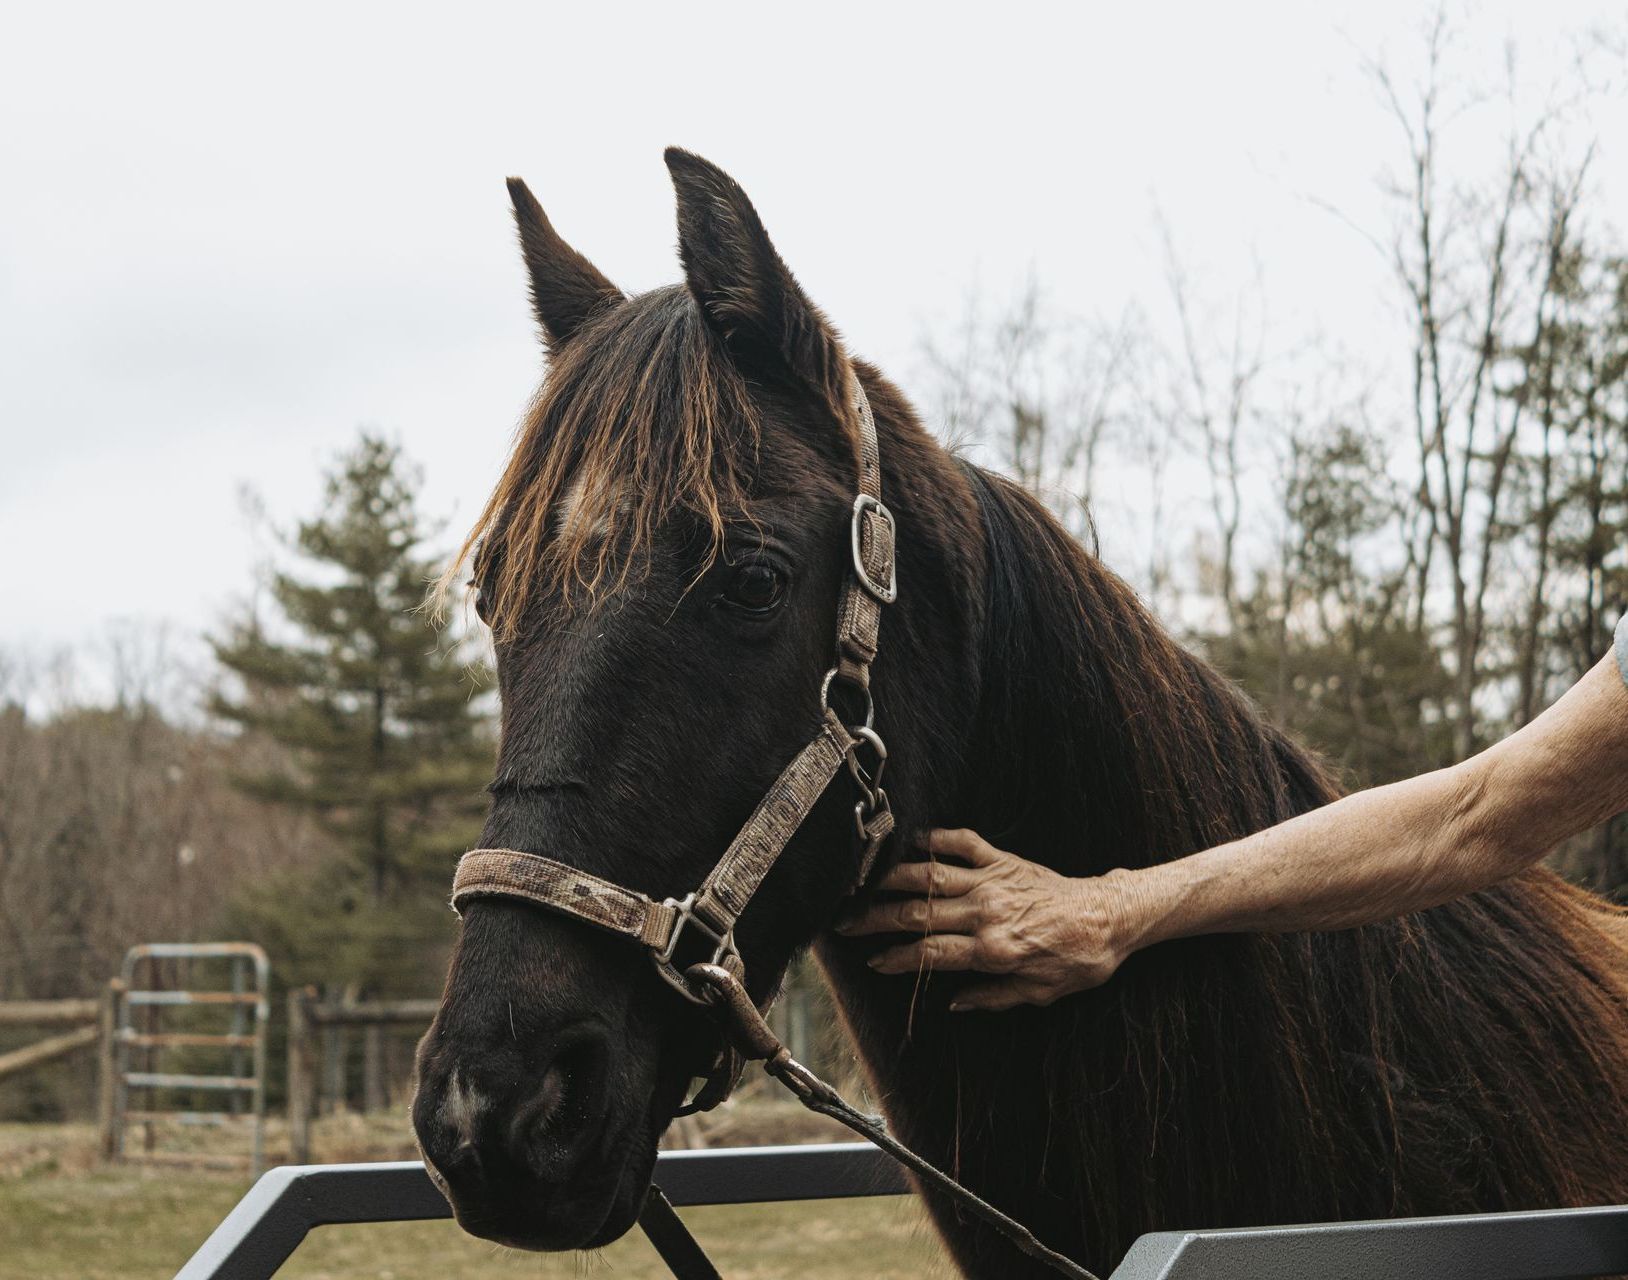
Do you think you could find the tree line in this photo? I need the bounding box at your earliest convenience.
[926,16,1628,895]
[1,11,1622,1125]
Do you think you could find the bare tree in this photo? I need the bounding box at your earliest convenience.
[921,280,1138,545]
[1371,12,1601,755]
[0,636,336,1003]
[1154,227,1273,630]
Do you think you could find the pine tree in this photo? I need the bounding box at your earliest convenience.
[211,434,491,992]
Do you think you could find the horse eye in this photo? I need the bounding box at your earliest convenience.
[472,586,493,625]
[722,563,785,613]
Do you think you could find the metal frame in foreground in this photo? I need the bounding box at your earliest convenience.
[175,1144,1628,1280]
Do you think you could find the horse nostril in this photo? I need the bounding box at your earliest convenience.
[437,1138,484,1182]
[508,1029,608,1182]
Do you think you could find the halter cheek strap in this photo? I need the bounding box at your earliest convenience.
[450,376,897,1005]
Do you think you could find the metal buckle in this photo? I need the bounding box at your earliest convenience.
[651,892,740,1005]
[854,789,890,842]
[844,724,887,804]
[850,495,898,604]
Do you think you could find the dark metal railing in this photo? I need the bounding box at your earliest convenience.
[174,1144,1628,1280]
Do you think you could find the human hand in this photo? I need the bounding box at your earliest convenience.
[836,828,1136,1011]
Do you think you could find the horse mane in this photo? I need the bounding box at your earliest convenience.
[956,460,1340,865]
[448,287,763,636]
[900,456,1628,1268]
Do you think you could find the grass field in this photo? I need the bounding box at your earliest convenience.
[0,1121,952,1280]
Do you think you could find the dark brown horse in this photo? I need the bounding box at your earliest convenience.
[412,150,1628,1276]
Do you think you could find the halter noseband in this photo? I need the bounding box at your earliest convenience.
[449,377,898,1006]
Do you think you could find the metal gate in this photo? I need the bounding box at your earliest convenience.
[176,1146,1628,1279]
[111,942,270,1176]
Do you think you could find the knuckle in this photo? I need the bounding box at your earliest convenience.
[976,934,1021,972]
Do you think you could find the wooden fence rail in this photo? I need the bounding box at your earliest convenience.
[0,998,100,1026]
[0,989,116,1092]
[305,999,439,1028]
[0,1024,99,1079]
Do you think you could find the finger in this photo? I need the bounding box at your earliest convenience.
[875,859,981,897]
[838,894,983,937]
[949,980,1041,1013]
[868,933,983,974]
[926,828,1006,867]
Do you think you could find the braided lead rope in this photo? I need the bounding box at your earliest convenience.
[687,963,1102,1280]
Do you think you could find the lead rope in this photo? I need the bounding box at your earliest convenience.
[677,963,1103,1280]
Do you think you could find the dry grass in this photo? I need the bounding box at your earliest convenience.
[0,1114,952,1280]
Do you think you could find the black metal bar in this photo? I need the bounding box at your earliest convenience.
[655,1142,909,1206]
[173,1143,906,1280]
[173,1143,1628,1280]
[1112,1204,1628,1280]
[639,1185,723,1280]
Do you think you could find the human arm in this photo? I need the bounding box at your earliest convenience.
[840,635,1628,1011]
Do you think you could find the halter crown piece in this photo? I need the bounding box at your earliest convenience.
[450,375,898,1007]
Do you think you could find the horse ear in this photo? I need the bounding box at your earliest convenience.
[664,148,846,407]
[506,177,624,349]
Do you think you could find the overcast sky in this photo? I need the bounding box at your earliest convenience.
[3,2,1623,682]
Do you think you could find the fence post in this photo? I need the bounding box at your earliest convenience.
[287,986,317,1165]
[363,1024,385,1113]
[97,978,123,1160]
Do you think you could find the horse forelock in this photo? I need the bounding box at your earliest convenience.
[445,286,785,636]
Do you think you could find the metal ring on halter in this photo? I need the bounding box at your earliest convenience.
[820,666,874,729]
[844,724,887,800]
[651,892,741,1005]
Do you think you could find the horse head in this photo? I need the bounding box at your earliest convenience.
[411,149,976,1250]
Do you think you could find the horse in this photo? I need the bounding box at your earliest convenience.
[411,149,1628,1277]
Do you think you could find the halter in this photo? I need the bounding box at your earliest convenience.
[450,376,896,1009]
[444,376,1098,1280]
